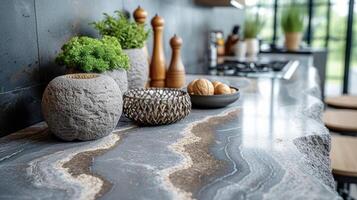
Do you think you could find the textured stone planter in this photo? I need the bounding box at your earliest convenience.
[103,69,128,93]
[42,73,123,141]
[124,48,149,89]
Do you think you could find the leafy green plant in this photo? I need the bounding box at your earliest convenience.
[91,11,150,49]
[281,5,305,33]
[55,36,130,73]
[244,15,264,39]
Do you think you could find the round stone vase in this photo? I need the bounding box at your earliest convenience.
[124,48,149,89]
[42,73,123,141]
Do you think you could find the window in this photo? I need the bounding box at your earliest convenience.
[350,3,357,94]
[247,0,355,95]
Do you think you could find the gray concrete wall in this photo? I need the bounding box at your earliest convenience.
[0,0,244,136]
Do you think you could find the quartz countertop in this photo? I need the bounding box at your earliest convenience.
[0,64,341,200]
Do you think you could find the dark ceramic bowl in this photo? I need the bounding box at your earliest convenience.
[189,87,240,108]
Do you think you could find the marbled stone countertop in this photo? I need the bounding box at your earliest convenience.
[0,64,341,200]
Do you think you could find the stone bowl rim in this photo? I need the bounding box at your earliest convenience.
[64,73,101,80]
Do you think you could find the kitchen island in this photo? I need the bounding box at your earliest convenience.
[0,64,340,200]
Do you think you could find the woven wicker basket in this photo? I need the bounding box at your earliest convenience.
[123,88,191,125]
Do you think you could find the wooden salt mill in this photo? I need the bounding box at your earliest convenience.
[166,35,185,88]
[149,14,166,88]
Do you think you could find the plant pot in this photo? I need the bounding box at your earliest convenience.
[245,38,259,58]
[234,41,247,59]
[42,73,123,141]
[102,69,128,93]
[67,68,128,94]
[285,32,302,51]
[124,48,149,89]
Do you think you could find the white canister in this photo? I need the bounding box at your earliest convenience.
[234,41,247,59]
[245,38,259,58]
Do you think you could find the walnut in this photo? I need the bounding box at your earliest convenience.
[187,79,198,94]
[212,81,222,88]
[191,78,214,95]
[214,83,231,95]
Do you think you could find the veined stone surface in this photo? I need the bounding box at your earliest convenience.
[124,48,149,89]
[0,65,341,199]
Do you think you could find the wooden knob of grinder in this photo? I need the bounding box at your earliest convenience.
[166,35,186,88]
[133,6,148,25]
[151,14,165,27]
[170,34,183,48]
[150,14,166,88]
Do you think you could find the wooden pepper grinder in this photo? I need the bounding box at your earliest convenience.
[149,14,166,88]
[166,35,185,88]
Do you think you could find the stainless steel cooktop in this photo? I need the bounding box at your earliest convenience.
[209,57,300,80]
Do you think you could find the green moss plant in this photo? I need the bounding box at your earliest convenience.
[91,11,150,49]
[55,36,130,73]
[281,5,305,33]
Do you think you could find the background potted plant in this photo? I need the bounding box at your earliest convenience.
[55,36,130,94]
[92,11,150,89]
[281,5,305,51]
[243,14,264,58]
